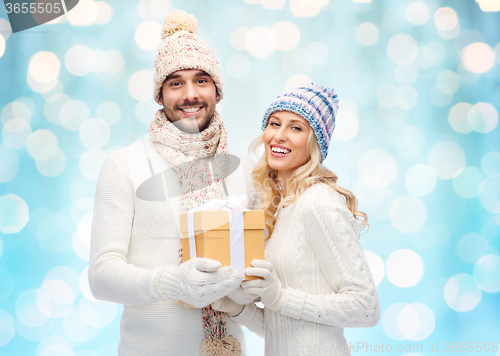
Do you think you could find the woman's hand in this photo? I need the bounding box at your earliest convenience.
[241,259,285,312]
[211,297,245,317]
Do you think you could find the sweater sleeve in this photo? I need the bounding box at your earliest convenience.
[279,189,380,328]
[230,302,265,339]
[88,155,166,305]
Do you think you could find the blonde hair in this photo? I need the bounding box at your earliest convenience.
[248,129,368,240]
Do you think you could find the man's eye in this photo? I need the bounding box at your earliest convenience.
[170,82,181,87]
[197,79,208,83]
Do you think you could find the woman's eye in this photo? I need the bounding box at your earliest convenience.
[292,126,301,131]
[270,122,279,126]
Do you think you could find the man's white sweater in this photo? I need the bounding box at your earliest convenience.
[89,138,259,355]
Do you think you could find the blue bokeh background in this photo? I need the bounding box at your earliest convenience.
[1,0,500,355]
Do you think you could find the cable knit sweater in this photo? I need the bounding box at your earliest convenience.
[88,138,260,356]
[231,183,380,356]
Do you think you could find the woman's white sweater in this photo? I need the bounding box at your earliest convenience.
[232,183,380,356]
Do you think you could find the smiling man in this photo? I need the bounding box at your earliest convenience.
[89,9,259,356]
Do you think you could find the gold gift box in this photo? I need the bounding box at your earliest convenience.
[180,210,265,280]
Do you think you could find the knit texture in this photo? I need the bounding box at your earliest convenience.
[231,183,380,356]
[153,9,223,104]
[89,139,259,355]
[261,83,339,162]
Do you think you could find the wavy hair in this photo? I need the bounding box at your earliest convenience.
[248,129,368,240]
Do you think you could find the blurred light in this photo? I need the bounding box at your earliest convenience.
[135,101,160,124]
[427,41,447,65]
[0,145,19,183]
[37,215,74,253]
[230,27,249,51]
[386,249,424,287]
[92,50,108,74]
[413,46,434,70]
[359,149,397,188]
[227,54,251,79]
[478,175,500,213]
[63,308,98,342]
[104,50,125,74]
[27,129,58,161]
[406,2,429,25]
[27,51,60,92]
[44,94,70,125]
[271,21,300,51]
[0,35,4,58]
[262,0,286,9]
[452,167,485,199]
[368,190,397,220]
[1,100,33,125]
[0,310,15,346]
[0,266,14,302]
[382,303,407,340]
[65,45,96,76]
[382,8,405,32]
[434,7,460,39]
[411,225,436,250]
[0,194,29,234]
[457,232,490,264]
[398,303,435,341]
[79,297,118,328]
[284,74,311,91]
[444,274,481,312]
[356,22,379,46]
[390,196,427,234]
[97,101,121,125]
[138,0,172,21]
[36,148,66,177]
[244,0,262,3]
[332,109,359,141]
[429,85,453,107]
[405,164,436,196]
[282,49,311,76]
[477,0,500,12]
[67,0,99,26]
[79,119,111,149]
[395,85,418,110]
[377,83,397,108]
[436,70,460,94]
[468,102,498,133]
[428,141,465,179]
[39,344,73,356]
[396,125,426,160]
[79,149,107,180]
[457,64,481,85]
[128,71,153,101]
[72,214,92,261]
[495,43,500,62]
[352,0,371,2]
[0,18,12,40]
[94,2,114,24]
[305,41,329,65]
[481,151,500,175]
[59,100,91,131]
[453,29,484,54]
[387,34,418,65]
[245,26,276,58]
[378,106,408,126]
[462,42,496,73]
[474,254,500,292]
[80,267,97,302]
[449,102,473,133]
[2,119,32,149]
[364,251,384,286]
[135,21,162,51]
[289,0,323,17]
[394,63,418,85]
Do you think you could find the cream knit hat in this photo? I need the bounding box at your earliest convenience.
[153,9,224,105]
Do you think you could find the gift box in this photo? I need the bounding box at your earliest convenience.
[180,209,265,280]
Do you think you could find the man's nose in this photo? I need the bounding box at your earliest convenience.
[183,82,198,102]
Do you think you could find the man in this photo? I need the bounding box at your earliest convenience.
[89,9,259,356]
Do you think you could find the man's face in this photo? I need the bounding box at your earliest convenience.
[159,69,219,133]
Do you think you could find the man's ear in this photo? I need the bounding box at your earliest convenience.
[158,94,163,106]
[216,93,220,102]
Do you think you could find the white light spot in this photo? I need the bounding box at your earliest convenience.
[135,100,160,124]
[79,149,107,180]
[284,75,311,91]
[444,274,481,312]
[1,100,33,125]
[305,41,329,66]
[27,129,58,162]
[462,42,496,74]
[468,102,498,133]
[245,27,276,58]
[436,70,460,94]
[382,303,407,340]
[358,149,398,188]
[405,164,436,196]
[271,21,300,51]
[138,0,172,21]
[282,49,311,76]
[67,0,98,26]
[478,175,500,213]
[0,18,12,40]
[434,7,459,31]
[65,45,96,76]
[0,266,14,302]
[104,50,125,74]
[80,267,97,302]
[406,2,429,25]
[390,196,427,234]
[481,151,500,175]
[364,251,384,286]
[59,100,91,131]
[356,22,379,46]
[289,0,323,17]
[79,119,111,149]
[386,249,424,287]
[387,34,418,65]
[72,214,92,261]
[398,303,435,341]
[128,71,153,101]
[79,297,118,328]
[28,52,61,84]
[2,119,32,149]
[452,166,485,199]
[428,41,447,65]
[230,27,249,51]
[458,64,480,85]
[63,309,98,343]
[0,310,15,346]
[428,141,466,179]
[474,254,500,293]
[97,101,121,125]
[448,102,473,133]
[396,125,426,160]
[0,145,19,183]
[414,46,434,70]
[395,85,418,110]
[0,194,29,234]
[332,110,359,141]
[0,35,5,58]
[227,54,251,79]
[40,344,74,356]
[135,21,162,51]
[36,148,66,178]
[394,63,418,85]
[429,85,453,107]
[94,2,114,24]
[262,0,286,9]
[37,214,74,253]
[457,233,491,264]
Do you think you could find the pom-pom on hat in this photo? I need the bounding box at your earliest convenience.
[261,83,339,163]
[153,9,223,105]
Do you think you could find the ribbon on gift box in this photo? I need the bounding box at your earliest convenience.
[187,195,249,278]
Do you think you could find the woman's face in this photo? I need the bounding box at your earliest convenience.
[264,111,311,179]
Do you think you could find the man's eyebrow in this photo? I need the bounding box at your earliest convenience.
[194,71,210,77]
[165,73,181,80]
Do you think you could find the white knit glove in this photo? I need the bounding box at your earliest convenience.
[158,258,242,308]
[227,286,259,305]
[211,297,244,317]
[241,259,285,312]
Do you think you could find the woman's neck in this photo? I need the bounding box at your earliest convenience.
[276,172,290,197]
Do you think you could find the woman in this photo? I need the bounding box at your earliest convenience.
[213,83,380,355]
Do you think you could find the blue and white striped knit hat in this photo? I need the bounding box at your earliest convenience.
[261,82,339,163]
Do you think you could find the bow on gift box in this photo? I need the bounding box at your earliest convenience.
[187,195,249,278]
